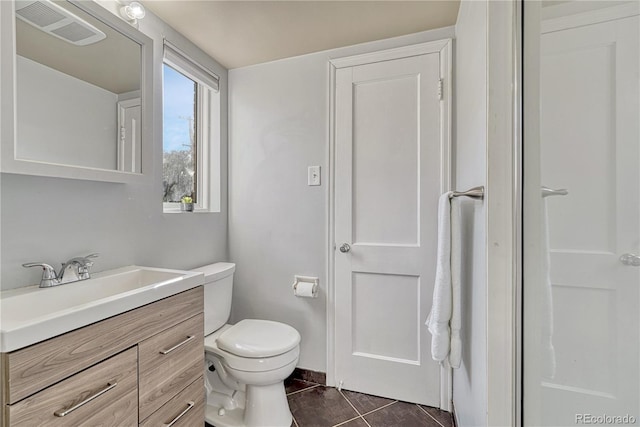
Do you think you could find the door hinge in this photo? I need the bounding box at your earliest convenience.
[438,79,443,100]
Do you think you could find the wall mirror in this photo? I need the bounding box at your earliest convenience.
[1,0,153,183]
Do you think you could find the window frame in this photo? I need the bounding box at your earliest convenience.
[162,43,220,214]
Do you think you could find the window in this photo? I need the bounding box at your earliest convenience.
[162,40,220,212]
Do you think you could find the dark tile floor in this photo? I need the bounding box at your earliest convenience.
[285,378,455,427]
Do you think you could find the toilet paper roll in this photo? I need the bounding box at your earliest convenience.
[293,281,318,298]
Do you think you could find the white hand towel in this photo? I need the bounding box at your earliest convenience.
[426,192,453,363]
[449,197,462,368]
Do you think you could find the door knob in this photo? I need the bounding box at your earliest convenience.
[339,243,351,253]
[620,253,640,266]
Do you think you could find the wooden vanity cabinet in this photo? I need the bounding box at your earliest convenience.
[8,347,139,426]
[139,313,204,420]
[1,286,204,426]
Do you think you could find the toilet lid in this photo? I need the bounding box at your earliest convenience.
[216,319,301,358]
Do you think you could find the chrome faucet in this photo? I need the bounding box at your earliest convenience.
[23,253,98,288]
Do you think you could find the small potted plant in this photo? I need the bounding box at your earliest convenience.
[180,195,194,212]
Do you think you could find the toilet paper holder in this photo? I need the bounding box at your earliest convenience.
[292,275,319,298]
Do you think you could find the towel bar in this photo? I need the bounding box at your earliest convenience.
[450,186,484,199]
[449,186,568,200]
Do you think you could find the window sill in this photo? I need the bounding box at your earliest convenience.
[163,207,219,214]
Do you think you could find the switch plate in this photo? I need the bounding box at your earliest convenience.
[308,166,321,186]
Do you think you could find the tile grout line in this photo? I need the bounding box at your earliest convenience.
[293,415,300,427]
[416,404,446,427]
[336,389,362,416]
[336,390,373,427]
[359,400,398,418]
[331,415,366,427]
[338,389,364,416]
[286,384,321,396]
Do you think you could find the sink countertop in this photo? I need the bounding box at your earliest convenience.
[0,266,205,352]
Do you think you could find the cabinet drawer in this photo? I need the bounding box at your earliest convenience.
[139,313,204,420]
[140,376,204,427]
[5,287,203,404]
[8,347,138,426]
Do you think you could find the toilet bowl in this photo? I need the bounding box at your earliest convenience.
[192,263,301,427]
[205,319,300,427]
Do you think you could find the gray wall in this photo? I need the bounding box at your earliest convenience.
[17,56,118,170]
[228,27,454,373]
[1,8,228,290]
[452,0,488,425]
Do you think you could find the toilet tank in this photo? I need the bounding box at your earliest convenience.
[191,263,235,335]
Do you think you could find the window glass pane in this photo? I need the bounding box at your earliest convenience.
[163,64,197,203]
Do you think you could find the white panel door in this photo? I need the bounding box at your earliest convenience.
[537,14,639,425]
[334,51,445,405]
[117,98,141,173]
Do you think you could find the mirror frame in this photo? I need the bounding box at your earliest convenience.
[0,0,153,183]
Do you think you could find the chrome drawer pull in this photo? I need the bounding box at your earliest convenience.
[53,382,117,417]
[160,335,195,355]
[164,401,195,427]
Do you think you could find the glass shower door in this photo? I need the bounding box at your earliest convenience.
[523,1,640,425]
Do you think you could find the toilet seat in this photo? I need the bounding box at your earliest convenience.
[217,319,301,358]
[205,322,300,373]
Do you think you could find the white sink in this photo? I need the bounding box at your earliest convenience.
[0,266,204,352]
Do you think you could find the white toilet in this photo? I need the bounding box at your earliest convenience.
[192,263,301,427]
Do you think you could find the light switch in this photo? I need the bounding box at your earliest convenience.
[308,166,321,186]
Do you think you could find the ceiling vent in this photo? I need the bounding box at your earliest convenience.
[15,0,106,46]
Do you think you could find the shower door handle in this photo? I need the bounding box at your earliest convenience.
[620,253,640,266]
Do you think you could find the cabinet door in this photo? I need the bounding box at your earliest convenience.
[139,376,204,427]
[139,313,204,420]
[8,347,138,426]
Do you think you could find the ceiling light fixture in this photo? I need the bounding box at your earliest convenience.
[120,1,146,21]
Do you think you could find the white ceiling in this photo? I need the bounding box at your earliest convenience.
[142,1,461,69]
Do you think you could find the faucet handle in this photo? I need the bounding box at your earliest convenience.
[83,253,99,266]
[78,253,98,279]
[22,263,58,287]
